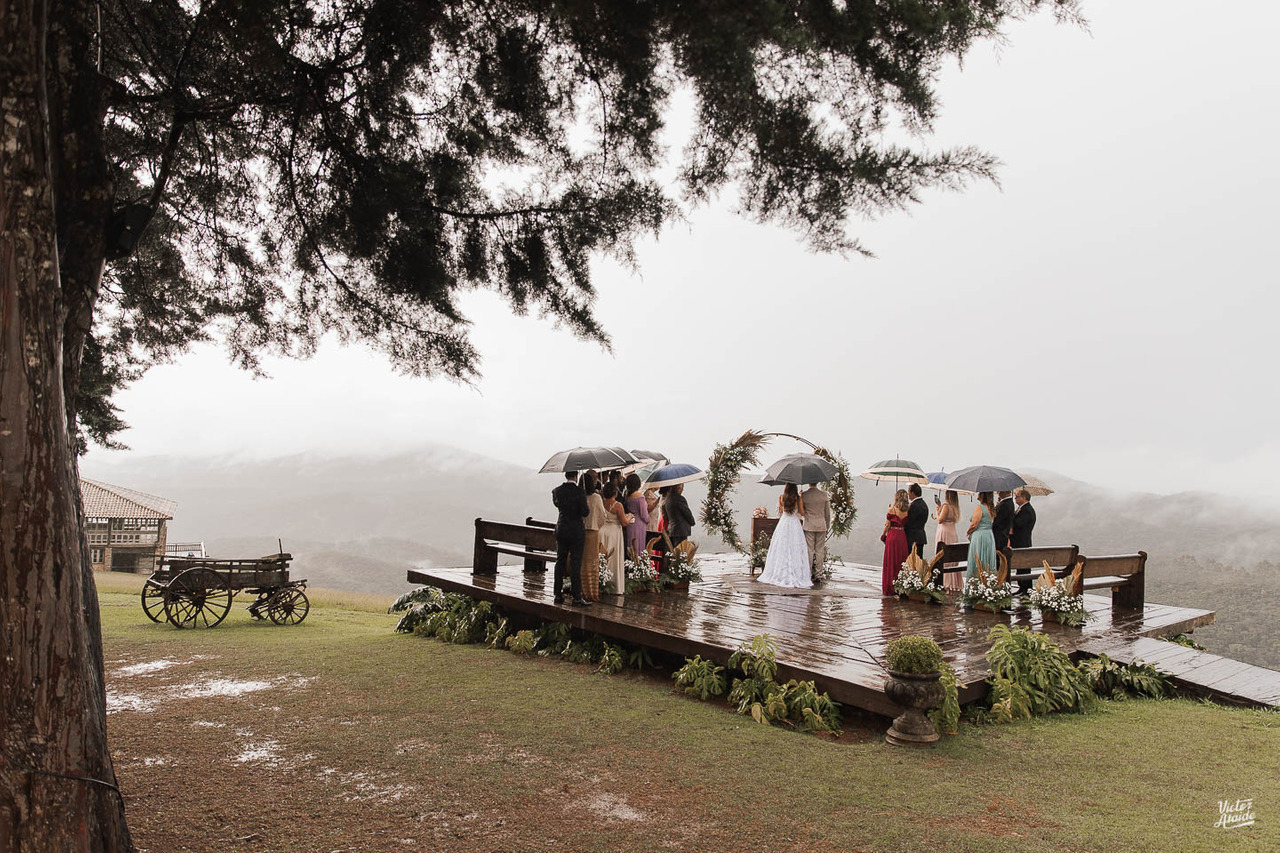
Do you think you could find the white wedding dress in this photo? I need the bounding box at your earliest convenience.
[758,510,813,589]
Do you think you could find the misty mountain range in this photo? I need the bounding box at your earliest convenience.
[82,442,1279,591]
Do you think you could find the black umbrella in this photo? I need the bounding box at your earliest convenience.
[538,447,632,474]
[759,453,839,486]
[944,466,1026,494]
[630,449,669,465]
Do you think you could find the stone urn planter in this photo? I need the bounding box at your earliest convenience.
[883,670,945,747]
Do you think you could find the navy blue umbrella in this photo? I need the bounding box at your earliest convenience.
[643,463,706,489]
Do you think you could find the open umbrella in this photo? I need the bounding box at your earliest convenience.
[923,471,950,491]
[630,449,669,465]
[643,463,706,489]
[538,447,632,474]
[944,465,1026,494]
[1021,475,1054,497]
[604,447,641,468]
[859,457,928,486]
[759,453,839,485]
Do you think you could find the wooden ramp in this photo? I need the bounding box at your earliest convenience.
[407,554,1215,719]
[1077,635,1280,709]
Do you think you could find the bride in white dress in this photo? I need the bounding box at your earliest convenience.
[758,484,813,589]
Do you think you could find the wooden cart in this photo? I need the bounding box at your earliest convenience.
[141,552,308,629]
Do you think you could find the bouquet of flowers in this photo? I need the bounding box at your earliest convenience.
[962,561,1016,611]
[625,551,667,593]
[893,551,945,603]
[598,553,612,589]
[665,548,703,584]
[1027,562,1090,627]
[752,506,770,519]
[749,532,771,570]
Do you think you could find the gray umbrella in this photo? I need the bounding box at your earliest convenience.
[759,453,840,486]
[944,465,1027,494]
[538,447,632,474]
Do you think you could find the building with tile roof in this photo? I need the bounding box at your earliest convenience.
[81,479,176,573]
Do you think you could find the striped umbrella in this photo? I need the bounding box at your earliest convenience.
[1021,475,1054,497]
[859,458,928,486]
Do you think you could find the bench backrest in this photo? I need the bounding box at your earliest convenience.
[929,542,969,568]
[1007,545,1079,572]
[524,516,556,530]
[1079,552,1147,579]
[476,518,556,550]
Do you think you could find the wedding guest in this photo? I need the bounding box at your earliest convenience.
[933,489,963,591]
[880,489,910,595]
[600,483,634,595]
[1010,488,1036,548]
[965,491,999,591]
[551,471,590,606]
[991,490,1015,551]
[644,488,662,533]
[662,483,696,546]
[581,472,607,601]
[801,483,831,574]
[623,473,650,559]
[1011,487,1037,593]
[904,483,929,563]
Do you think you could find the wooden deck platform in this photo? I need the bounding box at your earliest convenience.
[1077,635,1280,709]
[406,554,1228,718]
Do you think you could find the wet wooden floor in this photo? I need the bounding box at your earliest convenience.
[407,554,1216,718]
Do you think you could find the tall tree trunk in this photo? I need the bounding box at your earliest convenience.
[0,0,132,849]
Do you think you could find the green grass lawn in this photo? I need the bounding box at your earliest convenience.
[96,572,1278,852]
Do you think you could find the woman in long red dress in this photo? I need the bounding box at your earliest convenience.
[881,489,910,595]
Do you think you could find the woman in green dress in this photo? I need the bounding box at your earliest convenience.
[965,491,998,581]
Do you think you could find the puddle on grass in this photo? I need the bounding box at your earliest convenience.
[107,674,307,714]
[112,655,213,678]
[316,768,419,804]
[235,740,282,764]
[584,793,645,822]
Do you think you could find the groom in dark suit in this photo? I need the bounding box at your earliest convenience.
[904,483,929,562]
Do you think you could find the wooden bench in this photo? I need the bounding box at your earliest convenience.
[1006,546,1081,590]
[472,518,558,576]
[927,542,1007,584]
[1074,552,1147,609]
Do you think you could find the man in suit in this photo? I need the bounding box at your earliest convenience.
[903,483,929,562]
[1010,487,1037,593]
[801,483,832,573]
[551,470,591,606]
[1010,488,1036,549]
[992,491,1015,552]
[662,483,696,546]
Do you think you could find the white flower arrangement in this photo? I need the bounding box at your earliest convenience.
[893,560,946,602]
[893,564,929,594]
[962,574,1017,610]
[1028,583,1090,627]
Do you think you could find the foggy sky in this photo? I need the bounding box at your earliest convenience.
[86,2,1280,504]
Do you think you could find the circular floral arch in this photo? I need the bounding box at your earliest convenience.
[699,429,857,554]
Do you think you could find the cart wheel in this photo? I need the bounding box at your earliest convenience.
[164,567,233,629]
[141,577,167,623]
[267,588,309,626]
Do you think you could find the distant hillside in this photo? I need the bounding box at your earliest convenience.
[83,448,1279,667]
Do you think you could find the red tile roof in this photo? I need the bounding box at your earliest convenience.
[81,479,176,520]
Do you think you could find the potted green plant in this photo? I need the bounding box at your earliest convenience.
[882,635,946,747]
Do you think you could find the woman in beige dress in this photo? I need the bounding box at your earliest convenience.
[933,489,963,590]
[600,483,634,596]
[581,472,606,601]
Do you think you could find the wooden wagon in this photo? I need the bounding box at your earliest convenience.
[141,552,308,629]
